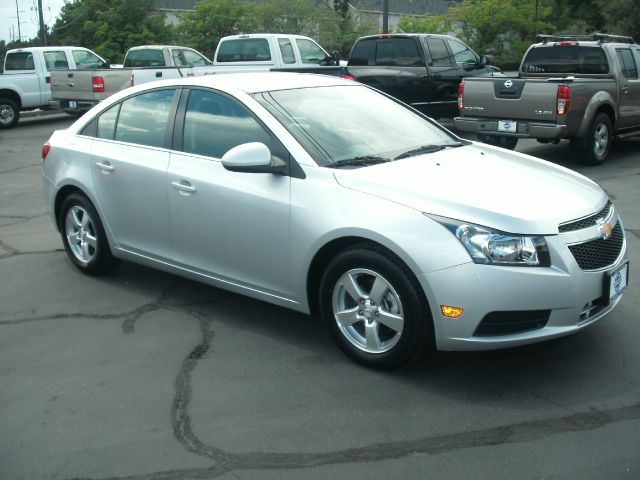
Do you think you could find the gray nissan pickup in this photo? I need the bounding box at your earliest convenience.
[454,34,640,164]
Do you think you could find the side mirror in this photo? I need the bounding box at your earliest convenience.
[101,59,111,69]
[480,54,490,66]
[221,142,286,174]
[331,51,341,66]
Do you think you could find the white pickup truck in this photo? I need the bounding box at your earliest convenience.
[0,46,108,129]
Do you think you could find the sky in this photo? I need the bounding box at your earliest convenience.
[2,0,66,43]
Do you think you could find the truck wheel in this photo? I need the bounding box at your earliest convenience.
[581,113,612,165]
[0,98,19,129]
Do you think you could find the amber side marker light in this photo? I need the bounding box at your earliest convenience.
[441,305,464,318]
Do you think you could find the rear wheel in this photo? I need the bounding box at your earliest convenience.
[580,113,612,165]
[59,193,119,275]
[0,98,19,129]
[319,246,433,369]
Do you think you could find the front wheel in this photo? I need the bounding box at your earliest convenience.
[319,246,433,369]
[59,193,120,275]
[0,98,19,129]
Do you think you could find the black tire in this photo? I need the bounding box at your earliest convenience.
[0,98,20,129]
[579,113,613,165]
[59,193,120,275]
[477,135,517,150]
[319,246,433,369]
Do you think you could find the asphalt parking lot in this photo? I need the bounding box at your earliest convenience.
[1,113,639,480]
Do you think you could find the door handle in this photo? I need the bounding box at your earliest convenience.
[621,86,629,94]
[171,180,197,194]
[96,161,114,172]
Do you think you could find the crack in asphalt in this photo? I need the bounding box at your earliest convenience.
[626,228,640,240]
[0,162,41,174]
[0,212,50,229]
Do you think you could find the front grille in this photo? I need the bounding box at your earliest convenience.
[559,201,612,233]
[568,221,624,270]
[474,310,551,336]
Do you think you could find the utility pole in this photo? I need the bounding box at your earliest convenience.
[37,0,46,46]
[382,0,389,34]
[15,0,22,41]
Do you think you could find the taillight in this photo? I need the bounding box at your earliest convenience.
[340,73,355,81]
[557,85,570,115]
[458,82,464,110]
[42,142,51,162]
[92,76,105,93]
[130,73,134,87]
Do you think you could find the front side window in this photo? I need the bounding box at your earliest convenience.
[616,48,638,79]
[72,50,104,69]
[426,38,452,67]
[5,52,34,71]
[447,39,477,66]
[216,39,271,62]
[278,39,296,64]
[253,85,459,166]
[182,89,271,158]
[115,89,176,148]
[296,38,327,64]
[43,51,69,69]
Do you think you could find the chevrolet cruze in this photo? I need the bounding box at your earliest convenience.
[42,73,628,368]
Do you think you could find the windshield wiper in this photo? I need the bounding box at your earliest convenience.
[326,156,391,169]
[394,142,465,160]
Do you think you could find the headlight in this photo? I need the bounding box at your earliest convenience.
[429,216,550,267]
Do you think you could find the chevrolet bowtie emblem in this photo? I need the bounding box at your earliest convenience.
[597,219,613,240]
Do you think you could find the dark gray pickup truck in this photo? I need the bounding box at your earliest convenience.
[454,34,640,164]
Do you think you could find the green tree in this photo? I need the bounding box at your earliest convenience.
[50,0,173,63]
[332,0,372,56]
[174,0,250,58]
[598,0,640,40]
[397,15,448,34]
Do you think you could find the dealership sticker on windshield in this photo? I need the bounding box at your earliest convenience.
[608,262,629,302]
[498,120,517,133]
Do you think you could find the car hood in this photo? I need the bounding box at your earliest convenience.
[333,143,607,234]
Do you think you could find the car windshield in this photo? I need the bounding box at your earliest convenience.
[252,85,462,167]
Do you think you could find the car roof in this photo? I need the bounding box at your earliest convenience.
[147,72,352,95]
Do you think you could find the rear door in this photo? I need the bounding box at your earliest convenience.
[90,88,178,257]
[615,47,640,128]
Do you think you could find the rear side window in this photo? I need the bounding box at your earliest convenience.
[426,38,452,67]
[616,48,638,79]
[97,104,120,140]
[124,49,165,67]
[278,39,296,64]
[43,51,69,69]
[5,52,35,70]
[216,39,271,62]
[376,38,422,66]
[115,89,176,148]
[349,39,376,66]
[522,46,609,74]
[182,89,271,159]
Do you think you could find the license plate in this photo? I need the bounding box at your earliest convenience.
[69,100,77,109]
[608,262,629,301]
[498,120,517,133]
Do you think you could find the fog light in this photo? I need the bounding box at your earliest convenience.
[441,305,464,318]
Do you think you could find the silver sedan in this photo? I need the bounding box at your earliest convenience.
[42,73,628,368]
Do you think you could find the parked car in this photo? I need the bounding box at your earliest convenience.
[454,34,640,164]
[342,33,502,118]
[49,45,217,114]
[212,33,341,73]
[42,73,628,368]
[0,46,108,128]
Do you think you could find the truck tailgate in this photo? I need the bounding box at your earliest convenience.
[462,77,558,122]
[51,69,131,101]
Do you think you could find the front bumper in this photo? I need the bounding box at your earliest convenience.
[419,217,628,351]
[454,116,569,140]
